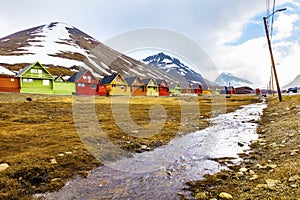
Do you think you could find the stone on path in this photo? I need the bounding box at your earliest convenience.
[0,163,9,172]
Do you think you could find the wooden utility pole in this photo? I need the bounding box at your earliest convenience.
[263,16,282,102]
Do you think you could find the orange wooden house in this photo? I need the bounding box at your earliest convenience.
[125,76,146,96]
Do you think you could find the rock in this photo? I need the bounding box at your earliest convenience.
[238,142,244,147]
[249,170,255,175]
[266,179,281,190]
[58,153,64,157]
[65,151,72,155]
[256,164,267,169]
[256,184,268,189]
[239,167,248,172]
[195,192,207,199]
[290,184,298,188]
[219,192,233,199]
[290,151,298,156]
[50,158,57,164]
[266,164,277,169]
[250,174,258,180]
[0,163,9,172]
[51,178,62,182]
[288,175,300,182]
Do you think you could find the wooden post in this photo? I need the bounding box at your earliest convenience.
[263,17,282,102]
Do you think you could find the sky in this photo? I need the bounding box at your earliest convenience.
[0,0,300,88]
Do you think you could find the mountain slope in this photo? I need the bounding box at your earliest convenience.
[0,22,182,82]
[215,72,253,87]
[142,52,208,87]
[282,74,300,89]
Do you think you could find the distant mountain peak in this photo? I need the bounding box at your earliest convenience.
[215,72,253,87]
[142,52,209,87]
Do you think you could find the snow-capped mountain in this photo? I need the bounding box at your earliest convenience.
[282,74,300,89]
[142,52,208,87]
[0,22,181,82]
[215,72,253,87]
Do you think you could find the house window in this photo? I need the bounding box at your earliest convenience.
[31,69,37,73]
[78,83,85,87]
[23,78,28,83]
[120,85,125,89]
[43,80,49,86]
[10,78,14,82]
[38,69,43,77]
[83,76,87,79]
[112,84,116,88]
[28,79,33,83]
[91,84,97,89]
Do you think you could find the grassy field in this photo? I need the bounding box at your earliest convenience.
[185,94,300,199]
[0,93,259,199]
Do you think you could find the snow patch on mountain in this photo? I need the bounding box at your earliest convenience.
[0,22,89,67]
[142,52,207,87]
[0,66,15,76]
[215,72,253,87]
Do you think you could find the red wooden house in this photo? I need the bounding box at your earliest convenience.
[68,69,99,95]
[156,79,170,96]
[235,86,253,94]
[125,76,146,96]
[191,83,203,95]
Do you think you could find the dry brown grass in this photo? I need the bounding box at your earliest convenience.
[0,93,259,199]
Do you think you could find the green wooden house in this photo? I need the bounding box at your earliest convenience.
[53,76,76,95]
[17,61,54,94]
[169,82,182,96]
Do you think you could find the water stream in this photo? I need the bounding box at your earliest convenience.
[41,102,266,199]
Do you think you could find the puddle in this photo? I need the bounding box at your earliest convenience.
[39,102,266,199]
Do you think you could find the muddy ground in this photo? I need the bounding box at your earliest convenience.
[0,93,259,199]
[185,94,300,200]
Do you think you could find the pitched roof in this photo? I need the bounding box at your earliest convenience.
[169,82,181,89]
[67,69,87,82]
[54,75,66,82]
[100,73,118,84]
[16,61,53,78]
[124,77,137,85]
[142,78,157,85]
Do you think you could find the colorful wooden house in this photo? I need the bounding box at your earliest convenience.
[53,76,76,95]
[191,83,203,95]
[181,82,193,94]
[68,69,99,95]
[16,61,54,94]
[100,73,130,96]
[220,86,236,94]
[156,79,170,96]
[0,67,19,93]
[125,76,146,96]
[97,81,107,96]
[142,78,159,97]
[169,82,181,96]
[235,86,253,94]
